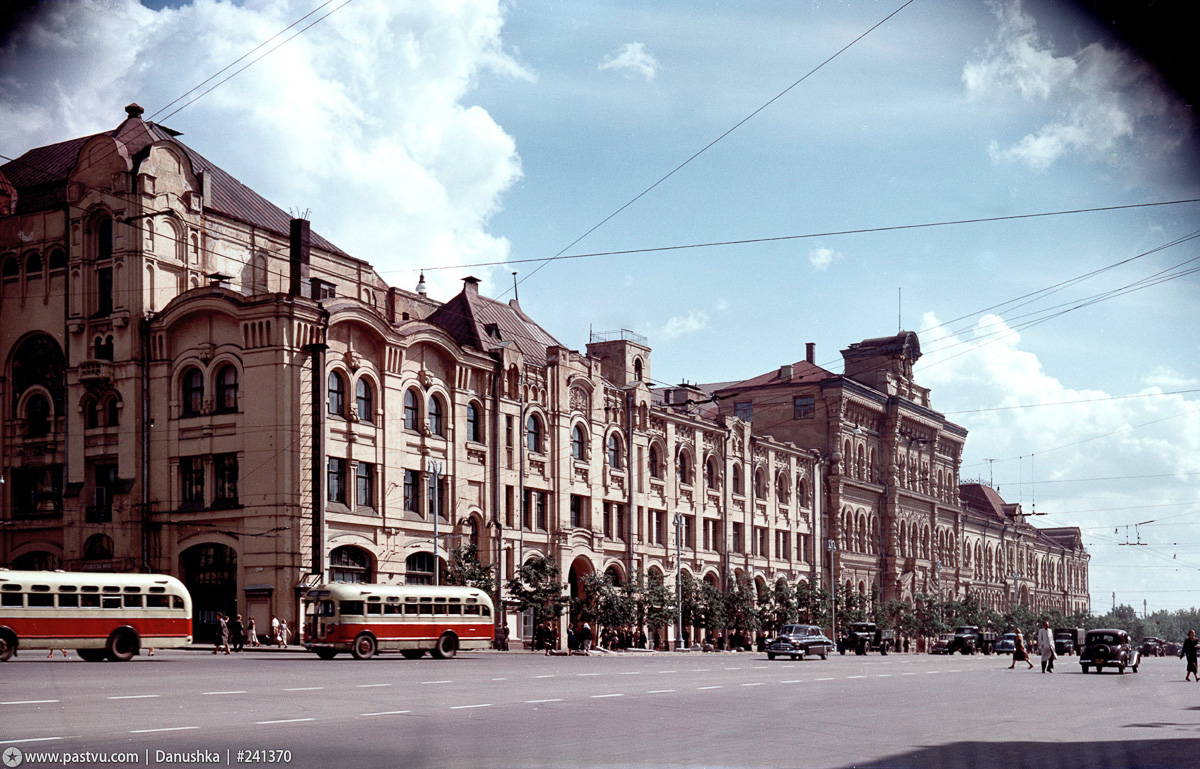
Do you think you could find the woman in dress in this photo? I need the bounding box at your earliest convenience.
[1181,630,1198,681]
[1009,629,1033,670]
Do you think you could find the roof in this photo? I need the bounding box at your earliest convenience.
[959,482,1014,522]
[842,330,922,363]
[0,108,345,255]
[426,278,563,366]
[712,360,835,394]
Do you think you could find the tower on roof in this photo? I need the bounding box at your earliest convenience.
[587,329,650,387]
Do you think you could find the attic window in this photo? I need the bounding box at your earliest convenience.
[484,323,501,340]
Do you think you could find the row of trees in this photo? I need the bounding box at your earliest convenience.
[450,549,1199,647]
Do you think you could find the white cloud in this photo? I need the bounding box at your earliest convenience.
[1142,366,1200,390]
[660,310,709,340]
[964,0,1192,170]
[598,42,659,81]
[808,246,842,271]
[0,0,531,297]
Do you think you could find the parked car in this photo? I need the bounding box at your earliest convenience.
[1080,629,1141,674]
[1140,637,1164,657]
[930,633,955,654]
[1054,628,1084,656]
[767,624,835,661]
[837,622,894,655]
[995,633,1017,654]
[1162,641,1183,657]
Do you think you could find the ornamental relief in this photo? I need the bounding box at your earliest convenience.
[648,416,666,436]
[732,436,744,456]
[569,386,590,414]
[702,431,720,452]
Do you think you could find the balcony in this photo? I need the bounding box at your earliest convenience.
[79,360,112,383]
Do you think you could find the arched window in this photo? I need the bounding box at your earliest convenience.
[1,255,17,280]
[404,389,420,430]
[526,414,543,453]
[181,367,204,417]
[48,247,66,270]
[104,395,119,427]
[776,472,789,503]
[705,458,718,489]
[798,477,809,508]
[607,433,622,469]
[94,335,113,361]
[83,534,114,561]
[216,365,238,413]
[25,251,43,276]
[753,469,766,499]
[466,402,483,442]
[406,552,437,586]
[327,371,346,417]
[329,545,373,583]
[676,451,691,485]
[732,464,742,495]
[85,397,101,429]
[634,358,643,381]
[96,217,113,261]
[356,378,374,423]
[428,395,445,436]
[648,444,662,478]
[571,424,586,461]
[25,393,51,438]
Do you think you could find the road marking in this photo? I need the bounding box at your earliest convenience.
[697,685,724,690]
[361,710,411,717]
[0,737,70,745]
[203,691,247,695]
[130,727,199,734]
[722,667,742,671]
[255,718,315,725]
[535,674,556,678]
[780,680,804,684]
[284,686,324,691]
[876,674,892,678]
[577,673,599,677]
[647,690,676,694]
[590,694,624,699]
[925,671,940,675]
[1,700,60,705]
[618,672,641,676]
[108,695,159,700]
[740,682,765,687]
[421,680,453,685]
[357,684,391,688]
[949,669,962,673]
[902,672,919,676]
[491,678,508,681]
[657,670,678,674]
[450,704,492,710]
[815,677,835,681]
[753,666,770,670]
[692,668,712,672]
[848,675,866,679]
[526,699,563,704]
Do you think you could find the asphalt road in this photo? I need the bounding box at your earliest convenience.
[1,648,1197,769]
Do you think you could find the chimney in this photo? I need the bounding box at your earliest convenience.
[289,218,311,297]
[462,276,480,295]
[806,342,815,364]
[780,364,793,381]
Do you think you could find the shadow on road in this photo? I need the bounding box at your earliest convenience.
[846,738,1199,769]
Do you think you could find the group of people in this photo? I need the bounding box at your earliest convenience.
[1007,621,1056,671]
[213,612,289,653]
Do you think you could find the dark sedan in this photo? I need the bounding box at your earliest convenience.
[1080,629,1140,674]
[767,624,835,660]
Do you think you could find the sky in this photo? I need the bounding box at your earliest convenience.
[1,0,1198,613]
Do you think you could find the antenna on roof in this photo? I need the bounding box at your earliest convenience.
[512,271,519,302]
[898,287,902,333]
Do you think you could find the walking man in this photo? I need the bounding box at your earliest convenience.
[1182,630,1198,681]
[1037,621,1057,673]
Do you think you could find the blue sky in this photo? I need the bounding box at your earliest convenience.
[2,0,1198,611]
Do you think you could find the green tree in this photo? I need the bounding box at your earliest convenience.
[795,579,830,629]
[725,578,761,637]
[442,544,496,599]
[505,555,567,626]
[641,571,677,637]
[760,578,798,634]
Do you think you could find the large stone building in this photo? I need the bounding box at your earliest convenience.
[0,107,1087,645]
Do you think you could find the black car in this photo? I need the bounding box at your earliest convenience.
[1080,629,1140,674]
[1139,637,1164,657]
[767,624,835,660]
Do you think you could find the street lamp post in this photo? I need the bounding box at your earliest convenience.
[428,460,443,586]
[935,560,942,624]
[675,511,684,650]
[827,538,837,644]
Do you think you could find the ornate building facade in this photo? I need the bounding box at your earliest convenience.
[0,107,1086,645]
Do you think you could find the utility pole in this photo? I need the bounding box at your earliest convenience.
[428,460,443,586]
[675,511,684,650]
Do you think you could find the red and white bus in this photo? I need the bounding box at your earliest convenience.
[0,569,193,662]
[302,583,494,660]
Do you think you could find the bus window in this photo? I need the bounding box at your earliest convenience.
[367,603,382,615]
[480,606,491,618]
[148,586,166,593]
[102,586,120,593]
[340,601,365,616]
[1,593,21,607]
[80,593,100,608]
[448,604,462,615]
[32,584,51,593]
[384,604,401,615]
[123,586,142,593]
[58,594,80,608]
[419,604,433,616]
[59,585,78,592]
[123,594,143,608]
[102,596,121,609]
[434,604,448,615]
[171,595,185,609]
[464,605,480,615]
[404,605,419,615]
[28,593,54,608]
[146,595,169,608]
[82,585,99,593]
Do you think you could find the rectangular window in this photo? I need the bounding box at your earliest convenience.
[603,502,613,539]
[793,396,815,420]
[535,491,548,531]
[89,463,117,522]
[734,402,754,422]
[10,465,63,519]
[756,527,768,557]
[570,494,585,528]
[653,510,665,545]
[732,522,743,554]
[327,458,346,505]
[27,593,54,608]
[615,503,625,541]
[404,469,420,512]
[181,456,204,506]
[356,462,374,509]
[96,266,113,317]
[683,515,695,550]
[58,593,79,608]
[521,489,532,531]
[214,453,238,506]
[505,416,514,447]
[428,474,447,519]
[505,485,514,528]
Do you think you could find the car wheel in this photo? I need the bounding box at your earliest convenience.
[77,649,107,662]
[767,652,776,660]
[432,632,458,660]
[1118,663,1125,674]
[1133,663,1139,673]
[106,630,138,662]
[401,650,425,660]
[1080,664,1088,674]
[0,636,13,662]
[315,649,337,660]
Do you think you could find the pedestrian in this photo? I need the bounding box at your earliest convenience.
[279,620,290,646]
[579,622,593,652]
[271,614,281,646]
[213,612,231,655]
[1036,620,1057,673]
[46,648,68,658]
[1009,629,1032,670]
[1181,630,1198,681]
[230,614,245,652]
[247,617,260,647]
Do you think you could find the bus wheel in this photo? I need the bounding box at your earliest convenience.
[106,630,138,662]
[315,649,337,660]
[0,636,14,662]
[77,649,107,662]
[432,632,458,660]
[401,650,425,660]
[351,634,377,660]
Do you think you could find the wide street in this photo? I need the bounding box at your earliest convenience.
[1,647,1197,769]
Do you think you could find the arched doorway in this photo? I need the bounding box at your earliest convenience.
[11,550,60,571]
[567,555,595,630]
[181,543,238,644]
